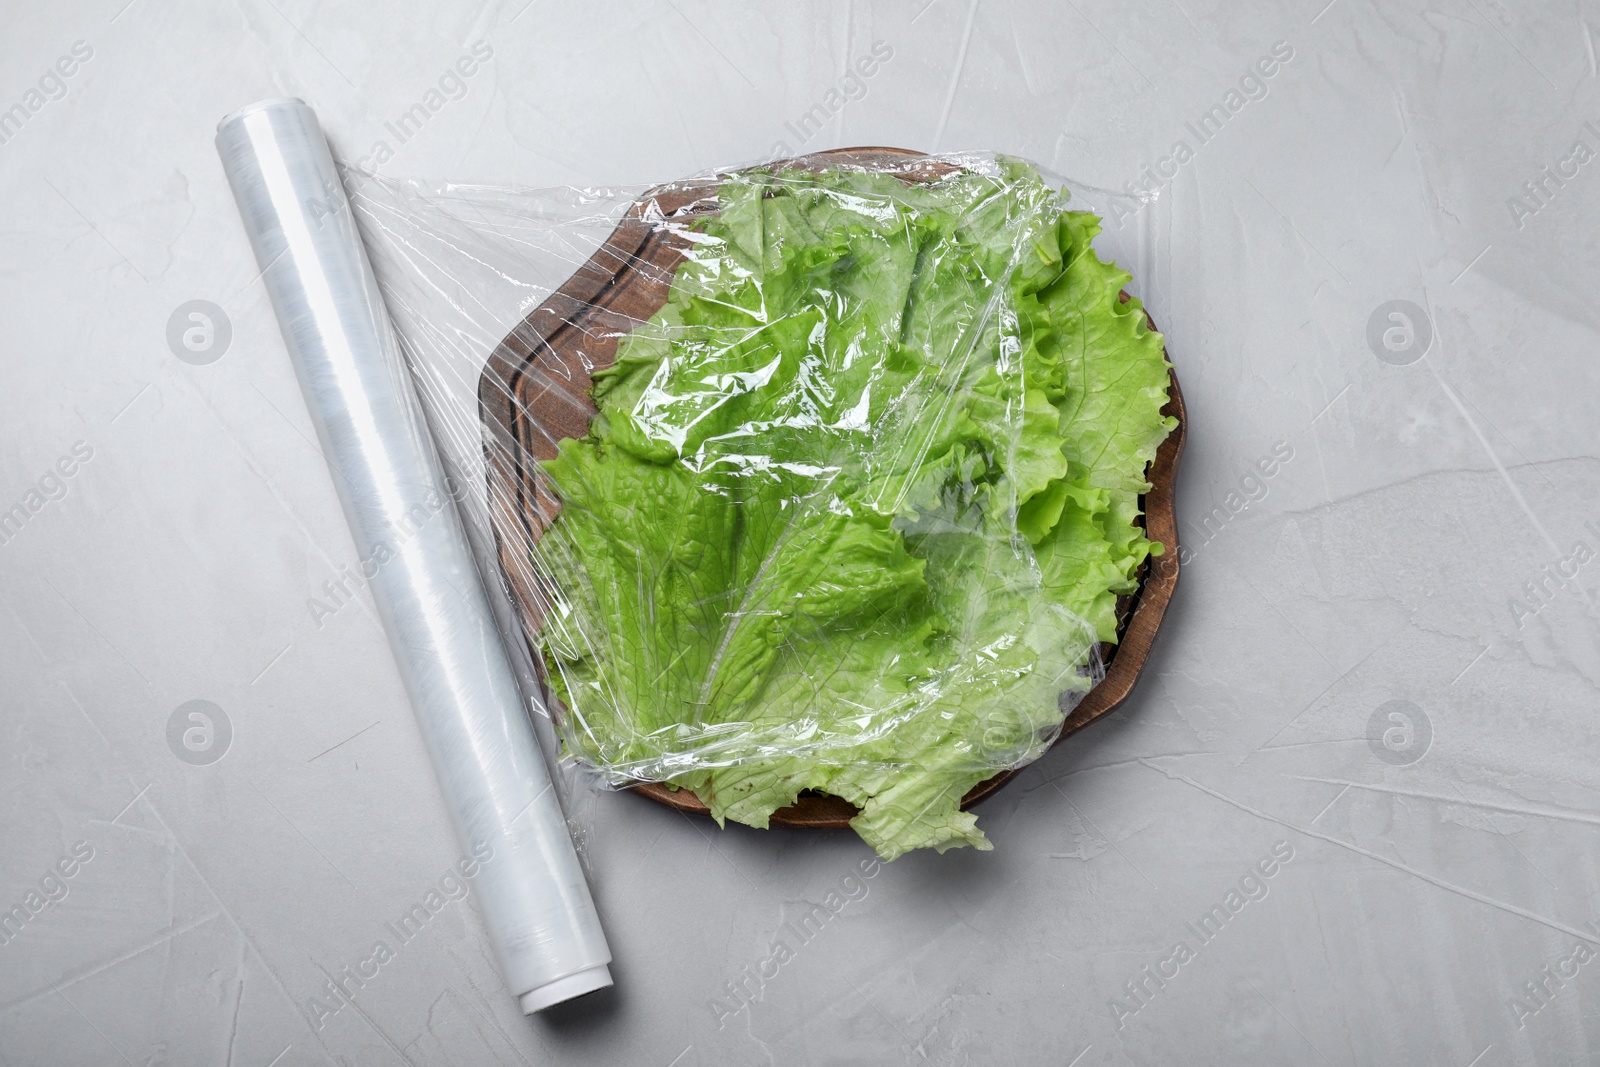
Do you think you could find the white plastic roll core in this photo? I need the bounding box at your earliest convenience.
[215,98,612,1013]
[520,964,615,1014]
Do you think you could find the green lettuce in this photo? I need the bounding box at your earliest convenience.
[536,159,1174,859]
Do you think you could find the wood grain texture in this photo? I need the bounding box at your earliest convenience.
[477,147,1186,830]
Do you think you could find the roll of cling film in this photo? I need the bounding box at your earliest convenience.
[215,99,612,1014]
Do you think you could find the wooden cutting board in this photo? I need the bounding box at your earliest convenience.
[478,147,1187,830]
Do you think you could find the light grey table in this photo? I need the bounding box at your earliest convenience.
[2,1,1597,1064]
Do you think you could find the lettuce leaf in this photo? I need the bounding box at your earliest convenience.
[536,159,1174,859]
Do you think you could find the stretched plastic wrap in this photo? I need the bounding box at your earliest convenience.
[349,151,1176,861]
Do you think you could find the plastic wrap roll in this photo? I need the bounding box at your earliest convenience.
[215,98,612,1014]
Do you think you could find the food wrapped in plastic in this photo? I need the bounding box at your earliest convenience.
[352,152,1176,860]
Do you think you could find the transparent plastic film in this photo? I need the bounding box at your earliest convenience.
[215,100,612,1013]
[349,151,1176,860]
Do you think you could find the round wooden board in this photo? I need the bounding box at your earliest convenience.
[478,147,1186,830]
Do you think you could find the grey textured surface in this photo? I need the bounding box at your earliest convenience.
[2,1,1598,1065]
